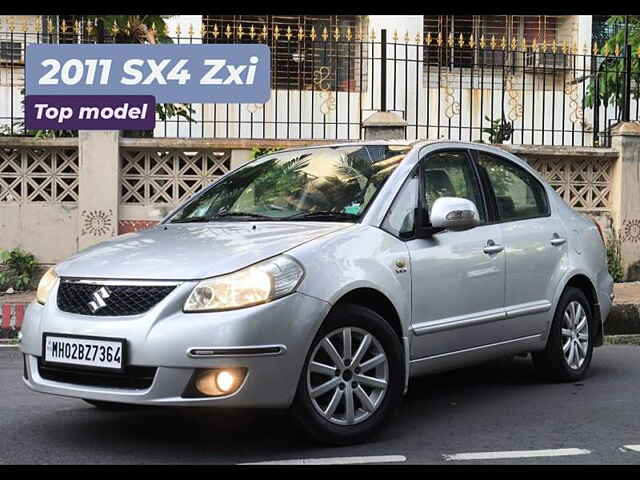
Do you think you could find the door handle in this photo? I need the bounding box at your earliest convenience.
[483,240,504,255]
[550,234,567,247]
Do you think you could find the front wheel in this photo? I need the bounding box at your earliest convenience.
[292,304,404,445]
[532,287,594,382]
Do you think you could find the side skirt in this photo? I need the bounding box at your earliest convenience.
[408,334,545,378]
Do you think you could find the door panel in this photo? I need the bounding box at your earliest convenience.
[475,151,569,336]
[408,225,507,359]
[499,217,569,334]
[408,149,506,360]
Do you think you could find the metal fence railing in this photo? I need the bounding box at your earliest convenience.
[1,19,639,146]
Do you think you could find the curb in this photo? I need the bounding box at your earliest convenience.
[605,303,640,335]
[604,334,640,346]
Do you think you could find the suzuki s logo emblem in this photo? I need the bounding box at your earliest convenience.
[88,287,110,313]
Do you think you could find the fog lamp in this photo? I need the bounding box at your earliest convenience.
[195,368,246,396]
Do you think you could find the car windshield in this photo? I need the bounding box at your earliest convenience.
[168,144,411,223]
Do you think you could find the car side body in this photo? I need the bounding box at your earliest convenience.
[291,140,613,385]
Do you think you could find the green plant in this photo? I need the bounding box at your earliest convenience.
[479,116,513,144]
[606,228,624,282]
[96,15,174,44]
[583,16,640,115]
[0,248,38,292]
[251,147,284,160]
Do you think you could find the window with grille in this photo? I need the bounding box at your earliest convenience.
[423,15,561,68]
[0,41,22,63]
[202,15,366,92]
[43,15,95,44]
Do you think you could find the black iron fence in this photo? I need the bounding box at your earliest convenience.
[1,19,639,147]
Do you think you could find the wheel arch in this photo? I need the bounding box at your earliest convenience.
[552,273,603,347]
[331,287,403,339]
[328,287,410,394]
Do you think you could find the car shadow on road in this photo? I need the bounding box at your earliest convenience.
[31,354,613,463]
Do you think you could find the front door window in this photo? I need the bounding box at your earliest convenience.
[422,150,486,222]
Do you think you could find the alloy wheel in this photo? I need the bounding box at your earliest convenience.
[561,300,589,370]
[306,327,389,425]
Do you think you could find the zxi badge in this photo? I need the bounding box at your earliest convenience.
[88,287,111,313]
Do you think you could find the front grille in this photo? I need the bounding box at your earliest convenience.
[57,281,176,316]
[37,357,157,390]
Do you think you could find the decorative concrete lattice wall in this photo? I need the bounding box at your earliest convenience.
[0,139,81,263]
[528,155,613,212]
[0,145,79,203]
[120,148,232,206]
[0,137,625,266]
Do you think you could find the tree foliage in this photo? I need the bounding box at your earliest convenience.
[584,16,640,113]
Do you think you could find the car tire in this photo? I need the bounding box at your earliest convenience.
[292,303,405,445]
[532,287,594,382]
[82,399,140,410]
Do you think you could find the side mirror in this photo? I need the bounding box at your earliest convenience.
[430,197,480,231]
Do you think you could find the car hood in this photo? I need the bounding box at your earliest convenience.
[55,222,353,280]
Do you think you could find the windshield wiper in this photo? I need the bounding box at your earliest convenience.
[169,216,211,224]
[170,212,275,223]
[282,211,359,222]
[210,211,275,221]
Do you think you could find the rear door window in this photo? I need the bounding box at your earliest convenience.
[476,152,549,222]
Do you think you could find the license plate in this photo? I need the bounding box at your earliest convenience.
[43,334,125,371]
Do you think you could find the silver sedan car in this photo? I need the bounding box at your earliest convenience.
[21,140,614,444]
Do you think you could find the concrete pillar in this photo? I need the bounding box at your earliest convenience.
[610,122,640,280]
[77,130,120,250]
[365,16,424,138]
[362,111,408,140]
[230,148,253,170]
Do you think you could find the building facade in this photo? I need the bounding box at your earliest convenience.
[0,15,605,145]
[0,15,635,275]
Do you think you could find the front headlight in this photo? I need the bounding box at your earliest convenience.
[36,267,58,305]
[184,255,304,312]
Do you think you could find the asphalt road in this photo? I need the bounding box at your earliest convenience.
[2,345,640,465]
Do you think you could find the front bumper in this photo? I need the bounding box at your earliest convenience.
[20,284,330,408]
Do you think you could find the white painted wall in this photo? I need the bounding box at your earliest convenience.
[0,204,78,263]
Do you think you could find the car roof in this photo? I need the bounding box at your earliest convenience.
[272,138,482,154]
[280,139,534,166]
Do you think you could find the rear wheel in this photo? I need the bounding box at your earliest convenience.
[532,287,594,382]
[292,304,404,445]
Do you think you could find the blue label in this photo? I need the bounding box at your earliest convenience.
[26,43,271,103]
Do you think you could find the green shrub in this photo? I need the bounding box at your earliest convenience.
[251,147,284,160]
[0,248,38,292]
[606,229,624,283]
[478,116,513,144]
